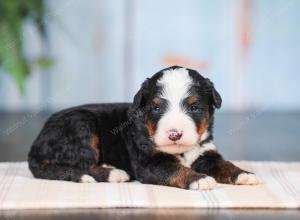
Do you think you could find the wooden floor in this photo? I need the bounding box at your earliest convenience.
[0,111,299,219]
[0,208,300,220]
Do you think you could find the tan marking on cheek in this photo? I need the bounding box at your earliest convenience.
[146,118,156,136]
[90,134,100,162]
[145,114,156,136]
[198,112,209,135]
[145,98,161,137]
[198,122,208,135]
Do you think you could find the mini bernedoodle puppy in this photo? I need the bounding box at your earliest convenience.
[28,66,261,190]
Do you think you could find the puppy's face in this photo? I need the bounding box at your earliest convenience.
[133,66,221,154]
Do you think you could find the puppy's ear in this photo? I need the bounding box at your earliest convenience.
[205,78,222,109]
[133,78,150,110]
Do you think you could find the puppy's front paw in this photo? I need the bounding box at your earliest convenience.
[80,174,97,183]
[235,173,262,185]
[108,168,130,183]
[189,176,217,190]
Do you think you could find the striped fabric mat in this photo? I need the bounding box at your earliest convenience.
[0,161,299,210]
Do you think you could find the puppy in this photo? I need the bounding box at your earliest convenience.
[28,66,261,190]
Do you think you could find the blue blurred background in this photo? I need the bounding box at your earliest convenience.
[1,0,300,162]
[0,0,299,112]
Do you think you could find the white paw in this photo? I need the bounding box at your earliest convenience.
[80,174,97,183]
[108,169,130,183]
[189,176,217,190]
[235,173,262,185]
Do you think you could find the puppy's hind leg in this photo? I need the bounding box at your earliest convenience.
[87,164,130,183]
[29,160,87,182]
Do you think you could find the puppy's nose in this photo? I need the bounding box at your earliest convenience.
[168,129,183,141]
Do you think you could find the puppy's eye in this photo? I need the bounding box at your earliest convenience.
[189,105,199,112]
[152,106,161,113]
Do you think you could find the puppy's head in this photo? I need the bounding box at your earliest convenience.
[133,66,221,154]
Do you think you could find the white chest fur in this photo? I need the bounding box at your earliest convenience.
[178,142,217,168]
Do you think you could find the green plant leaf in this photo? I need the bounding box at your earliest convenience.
[0,0,47,95]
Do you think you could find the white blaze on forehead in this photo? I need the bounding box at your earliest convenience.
[158,68,192,107]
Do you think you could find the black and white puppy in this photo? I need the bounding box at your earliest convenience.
[28,66,261,190]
